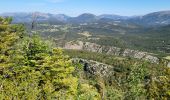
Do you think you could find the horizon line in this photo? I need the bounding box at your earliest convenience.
[0,10,170,17]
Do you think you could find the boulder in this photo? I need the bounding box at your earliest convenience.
[72,58,113,77]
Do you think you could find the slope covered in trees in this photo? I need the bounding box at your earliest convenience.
[0,17,100,99]
[65,50,170,99]
[0,17,170,100]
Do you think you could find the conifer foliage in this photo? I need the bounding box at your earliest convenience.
[0,17,100,99]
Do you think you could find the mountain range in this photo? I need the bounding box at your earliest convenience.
[1,11,170,26]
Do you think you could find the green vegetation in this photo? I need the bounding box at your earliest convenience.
[0,17,100,99]
[64,49,170,99]
[33,22,170,56]
[0,17,170,100]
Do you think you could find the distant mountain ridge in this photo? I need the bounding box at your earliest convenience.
[1,11,170,26]
[68,13,97,23]
[0,12,69,23]
[128,11,170,26]
[98,14,129,20]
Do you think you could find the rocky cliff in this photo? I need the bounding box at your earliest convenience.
[72,58,113,77]
[168,62,170,68]
[64,41,159,64]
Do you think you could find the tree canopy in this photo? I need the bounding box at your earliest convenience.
[0,17,100,100]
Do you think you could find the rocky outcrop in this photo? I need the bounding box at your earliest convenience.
[122,49,146,59]
[72,58,113,77]
[106,47,121,56]
[167,62,170,68]
[121,49,159,63]
[144,55,159,64]
[64,41,84,50]
[65,41,159,64]
[83,42,102,53]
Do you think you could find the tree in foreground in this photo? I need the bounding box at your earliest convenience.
[0,17,100,100]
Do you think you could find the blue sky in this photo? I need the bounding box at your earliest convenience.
[0,0,170,16]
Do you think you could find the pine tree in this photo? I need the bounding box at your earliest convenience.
[0,17,102,99]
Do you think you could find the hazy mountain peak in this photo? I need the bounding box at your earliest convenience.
[98,14,129,20]
[1,11,170,26]
[77,13,96,18]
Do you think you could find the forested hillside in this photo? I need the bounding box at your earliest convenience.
[0,17,101,99]
[0,17,170,99]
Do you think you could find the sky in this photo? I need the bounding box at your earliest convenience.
[0,0,170,16]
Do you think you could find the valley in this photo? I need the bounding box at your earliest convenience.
[9,11,169,56]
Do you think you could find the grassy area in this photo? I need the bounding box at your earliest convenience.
[63,49,126,65]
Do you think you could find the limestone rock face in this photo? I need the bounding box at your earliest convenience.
[64,41,83,50]
[133,51,147,59]
[144,55,159,64]
[106,47,121,56]
[122,49,147,59]
[83,42,102,52]
[122,49,135,57]
[65,41,159,64]
[167,62,170,68]
[72,58,113,77]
